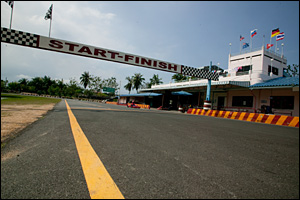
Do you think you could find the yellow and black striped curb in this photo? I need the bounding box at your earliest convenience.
[187,108,299,128]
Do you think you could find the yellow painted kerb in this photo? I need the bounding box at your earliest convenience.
[65,100,124,199]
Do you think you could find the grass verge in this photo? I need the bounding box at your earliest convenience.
[1,93,61,105]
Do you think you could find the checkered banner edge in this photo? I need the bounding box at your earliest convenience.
[182,65,219,81]
[1,27,39,47]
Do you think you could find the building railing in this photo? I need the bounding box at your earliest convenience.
[230,47,262,57]
[230,46,287,61]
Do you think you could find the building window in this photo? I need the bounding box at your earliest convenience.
[272,67,278,75]
[268,65,278,75]
[236,65,252,76]
[232,96,253,107]
[270,96,294,109]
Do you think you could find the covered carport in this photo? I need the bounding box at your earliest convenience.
[139,81,250,109]
[118,92,162,108]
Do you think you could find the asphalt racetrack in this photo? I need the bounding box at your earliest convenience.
[1,99,299,199]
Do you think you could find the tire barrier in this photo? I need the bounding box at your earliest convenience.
[187,108,299,128]
[203,100,212,110]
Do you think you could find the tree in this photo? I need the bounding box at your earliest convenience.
[286,64,299,77]
[102,77,119,95]
[65,78,83,97]
[1,78,8,92]
[1,80,8,92]
[18,78,28,92]
[80,71,91,89]
[42,76,55,94]
[8,81,20,92]
[28,77,43,94]
[124,76,133,94]
[132,73,145,93]
[171,73,188,82]
[90,76,102,93]
[149,74,163,86]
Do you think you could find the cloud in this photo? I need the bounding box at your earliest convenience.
[16,74,32,80]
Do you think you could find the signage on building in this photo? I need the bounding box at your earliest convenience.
[1,27,219,81]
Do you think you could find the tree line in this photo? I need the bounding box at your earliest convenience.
[0,72,165,98]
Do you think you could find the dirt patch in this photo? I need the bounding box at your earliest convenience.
[1,104,55,143]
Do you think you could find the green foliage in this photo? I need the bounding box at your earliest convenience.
[149,74,163,88]
[172,73,188,82]
[102,77,119,95]
[124,76,133,94]
[80,71,91,89]
[286,64,299,77]
[132,73,145,92]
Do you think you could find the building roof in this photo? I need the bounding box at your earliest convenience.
[249,77,299,89]
[119,92,162,97]
[140,80,250,92]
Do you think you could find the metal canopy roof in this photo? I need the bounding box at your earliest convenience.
[171,91,193,96]
[140,81,250,92]
[249,77,299,89]
[119,92,162,97]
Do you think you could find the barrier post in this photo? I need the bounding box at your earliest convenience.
[204,61,212,110]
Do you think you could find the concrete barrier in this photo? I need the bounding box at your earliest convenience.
[187,108,299,128]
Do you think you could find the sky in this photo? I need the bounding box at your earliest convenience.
[1,1,299,94]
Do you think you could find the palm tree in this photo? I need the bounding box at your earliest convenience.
[18,78,28,92]
[171,73,188,82]
[124,76,133,94]
[150,74,163,86]
[132,73,145,93]
[80,71,91,89]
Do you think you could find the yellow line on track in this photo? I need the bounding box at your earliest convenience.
[65,100,124,199]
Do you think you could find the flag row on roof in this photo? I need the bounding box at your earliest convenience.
[238,28,285,53]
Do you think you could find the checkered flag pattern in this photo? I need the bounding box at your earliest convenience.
[1,27,39,47]
[182,65,219,81]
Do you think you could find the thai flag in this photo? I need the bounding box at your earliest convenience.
[251,29,257,38]
[240,35,244,41]
[276,32,285,41]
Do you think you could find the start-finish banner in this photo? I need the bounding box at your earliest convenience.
[1,27,219,81]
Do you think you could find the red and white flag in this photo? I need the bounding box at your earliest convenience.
[266,44,274,49]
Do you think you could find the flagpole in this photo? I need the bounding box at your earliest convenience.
[262,35,265,49]
[9,2,14,29]
[281,43,284,58]
[250,31,252,51]
[49,18,52,37]
[270,30,272,51]
[240,40,241,53]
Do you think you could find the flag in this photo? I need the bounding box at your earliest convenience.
[5,1,14,8]
[271,28,280,37]
[240,35,245,41]
[276,32,285,41]
[251,29,257,38]
[45,4,53,20]
[242,43,249,49]
[266,44,273,49]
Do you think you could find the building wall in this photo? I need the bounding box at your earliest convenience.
[226,88,299,116]
[253,88,299,116]
[228,47,287,85]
